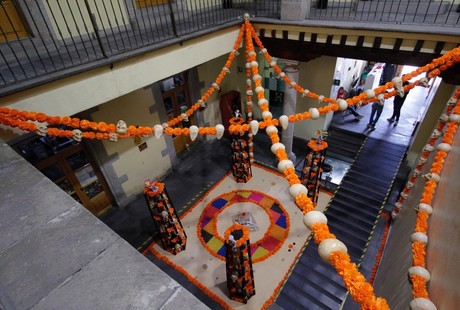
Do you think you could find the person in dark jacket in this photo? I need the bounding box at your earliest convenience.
[387,81,410,125]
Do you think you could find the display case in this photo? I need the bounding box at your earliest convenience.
[144,181,186,254]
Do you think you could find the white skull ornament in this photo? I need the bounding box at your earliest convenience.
[181,113,189,123]
[400,192,409,200]
[422,144,434,152]
[423,173,440,183]
[244,13,250,21]
[116,120,128,134]
[418,77,429,87]
[377,93,385,105]
[439,113,449,123]
[35,123,48,136]
[72,129,83,142]
[109,133,118,142]
[431,129,442,139]
[417,157,427,165]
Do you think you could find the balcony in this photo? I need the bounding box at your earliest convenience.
[0,0,459,97]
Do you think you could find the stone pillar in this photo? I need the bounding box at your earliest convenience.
[279,59,300,163]
[281,0,311,20]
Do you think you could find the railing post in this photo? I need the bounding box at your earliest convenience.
[83,0,108,58]
[168,0,179,37]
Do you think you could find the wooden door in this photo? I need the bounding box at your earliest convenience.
[0,0,28,42]
[162,78,192,154]
[35,144,114,216]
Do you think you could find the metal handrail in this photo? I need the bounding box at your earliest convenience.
[0,0,458,96]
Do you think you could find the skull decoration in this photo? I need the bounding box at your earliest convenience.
[412,168,421,177]
[419,77,429,87]
[395,202,403,210]
[289,81,297,88]
[215,124,225,140]
[405,181,415,189]
[414,203,433,214]
[439,113,449,123]
[174,244,182,253]
[423,173,440,183]
[222,66,230,74]
[198,99,206,109]
[417,157,427,165]
[392,76,405,97]
[431,129,442,139]
[35,123,48,136]
[72,129,83,142]
[377,93,385,105]
[108,133,118,142]
[212,82,220,91]
[181,113,189,123]
[400,192,409,200]
[302,89,310,98]
[116,120,128,134]
[448,97,458,106]
[422,144,434,152]
[244,13,250,21]
[161,211,169,222]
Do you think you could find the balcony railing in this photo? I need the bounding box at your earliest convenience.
[0,0,458,96]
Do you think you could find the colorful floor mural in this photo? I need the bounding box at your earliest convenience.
[147,164,332,309]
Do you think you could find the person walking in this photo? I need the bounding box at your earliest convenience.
[367,93,385,130]
[388,81,410,125]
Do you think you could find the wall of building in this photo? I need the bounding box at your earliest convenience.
[294,56,337,140]
[0,26,241,137]
[88,85,171,206]
[405,81,457,167]
[374,106,460,308]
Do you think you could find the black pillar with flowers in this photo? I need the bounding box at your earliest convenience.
[144,180,186,254]
[229,117,252,183]
[225,224,255,303]
[300,139,328,206]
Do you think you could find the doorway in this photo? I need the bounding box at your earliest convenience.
[11,136,114,216]
[160,73,193,154]
[0,1,28,42]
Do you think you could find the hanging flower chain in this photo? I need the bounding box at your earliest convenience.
[408,88,460,306]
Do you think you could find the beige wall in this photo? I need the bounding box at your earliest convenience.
[406,80,457,167]
[0,27,240,120]
[90,86,170,201]
[294,56,337,139]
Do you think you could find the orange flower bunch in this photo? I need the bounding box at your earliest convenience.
[412,242,426,267]
[329,251,390,309]
[295,193,314,213]
[411,275,429,298]
[0,114,37,132]
[311,223,336,243]
[415,211,429,233]
[308,139,328,152]
[268,131,279,144]
[284,167,301,186]
[224,223,250,247]
[143,181,165,197]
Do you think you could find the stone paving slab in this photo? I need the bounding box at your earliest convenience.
[0,142,72,253]
[32,238,209,310]
[0,205,119,309]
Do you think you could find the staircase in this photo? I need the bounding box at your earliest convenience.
[275,129,408,309]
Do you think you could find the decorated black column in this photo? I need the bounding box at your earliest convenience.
[144,180,186,254]
[225,223,255,303]
[300,137,328,206]
[229,117,252,183]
